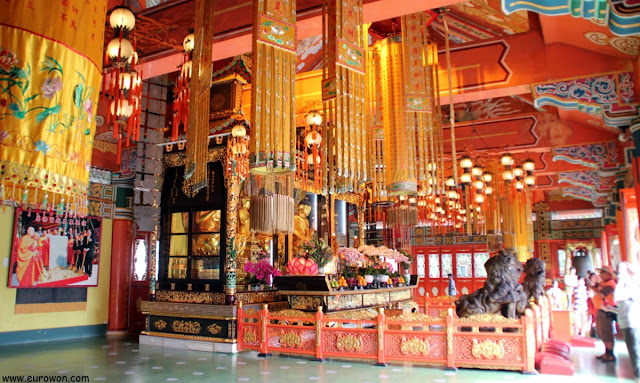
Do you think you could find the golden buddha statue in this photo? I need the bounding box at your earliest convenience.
[193,234,220,255]
[293,203,313,250]
[238,198,250,239]
[195,210,221,232]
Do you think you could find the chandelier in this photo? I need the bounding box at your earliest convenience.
[172,32,194,141]
[103,5,142,163]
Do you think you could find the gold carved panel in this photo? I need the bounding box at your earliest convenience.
[471,339,505,359]
[153,319,167,330]
[172,320,202,334]
[400,336,430,356]
[207,323,222,335]
[279,331,303,348]
[336,334,362,352]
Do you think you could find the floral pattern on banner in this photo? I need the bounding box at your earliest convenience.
[0,20,103,203]
[0,49,96,176]
[533,72,638,127]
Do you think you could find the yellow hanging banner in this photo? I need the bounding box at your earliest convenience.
[0,0,107,203]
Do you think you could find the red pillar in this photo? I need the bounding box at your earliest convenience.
[108,218,134,332]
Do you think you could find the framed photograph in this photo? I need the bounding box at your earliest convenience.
[8,208,102,288]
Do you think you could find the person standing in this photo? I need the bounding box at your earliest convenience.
[565,266,578,305]
[546,279,566,309]
[614,262,640,383]
[572,277,589,337]
[82,229,95,277]
[15,226,41,286]
[591,265,618,362]
[447,273,457,297]
[586,271,601,336]
[73,232,82,272]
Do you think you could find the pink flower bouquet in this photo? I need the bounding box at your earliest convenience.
[244,259,280,284]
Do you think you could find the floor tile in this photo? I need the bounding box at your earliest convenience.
[0,336,634,383]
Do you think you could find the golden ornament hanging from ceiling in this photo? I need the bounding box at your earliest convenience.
[322,0,368,193]
[376,34,418,196]
[250,0,297,174]
[366,43,388,205]
[183,0,215,197]
[402,13,440,197]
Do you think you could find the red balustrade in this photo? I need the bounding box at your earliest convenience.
[237,303,544,374]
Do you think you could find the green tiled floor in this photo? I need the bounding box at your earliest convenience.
[0,336,634,382]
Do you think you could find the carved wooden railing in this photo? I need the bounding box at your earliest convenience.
[421,294,457,317]
[238,303,538,373]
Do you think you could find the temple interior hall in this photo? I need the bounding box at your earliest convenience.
[1,0,639,382]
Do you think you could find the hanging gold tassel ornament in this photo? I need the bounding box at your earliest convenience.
[401,12,439,199]
[250,0,297,174]
[183,0,215,196]
[366,44,388,205]
[322,0,368,193]
[376,34,417,196]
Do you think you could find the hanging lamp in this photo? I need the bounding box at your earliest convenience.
[103,5,143,164]
[172,31,195,141]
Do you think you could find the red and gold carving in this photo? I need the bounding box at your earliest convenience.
[471,339,505,359]
[279,331,303,348]
[336,334,362,352]
[400,336,431,356]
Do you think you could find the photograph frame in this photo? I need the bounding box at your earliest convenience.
[8,208,103,288]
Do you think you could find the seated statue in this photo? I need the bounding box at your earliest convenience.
[455,249,528,319]
[196,210,221,232]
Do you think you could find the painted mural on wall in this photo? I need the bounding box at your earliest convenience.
[8,209,102,288]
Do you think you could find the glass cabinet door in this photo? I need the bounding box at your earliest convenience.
[168,212,189,279]
[166,210,222,281]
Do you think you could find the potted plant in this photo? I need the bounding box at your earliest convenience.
[374,262,393,284]
[360,264,376,284]
[400,250,413,284]
[243,258,281,289]
[300,236,334,275]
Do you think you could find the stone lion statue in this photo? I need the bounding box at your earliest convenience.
[455,249,528,319]
[521,258,546,301]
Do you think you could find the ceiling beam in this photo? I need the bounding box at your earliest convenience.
[138,0,457,79]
